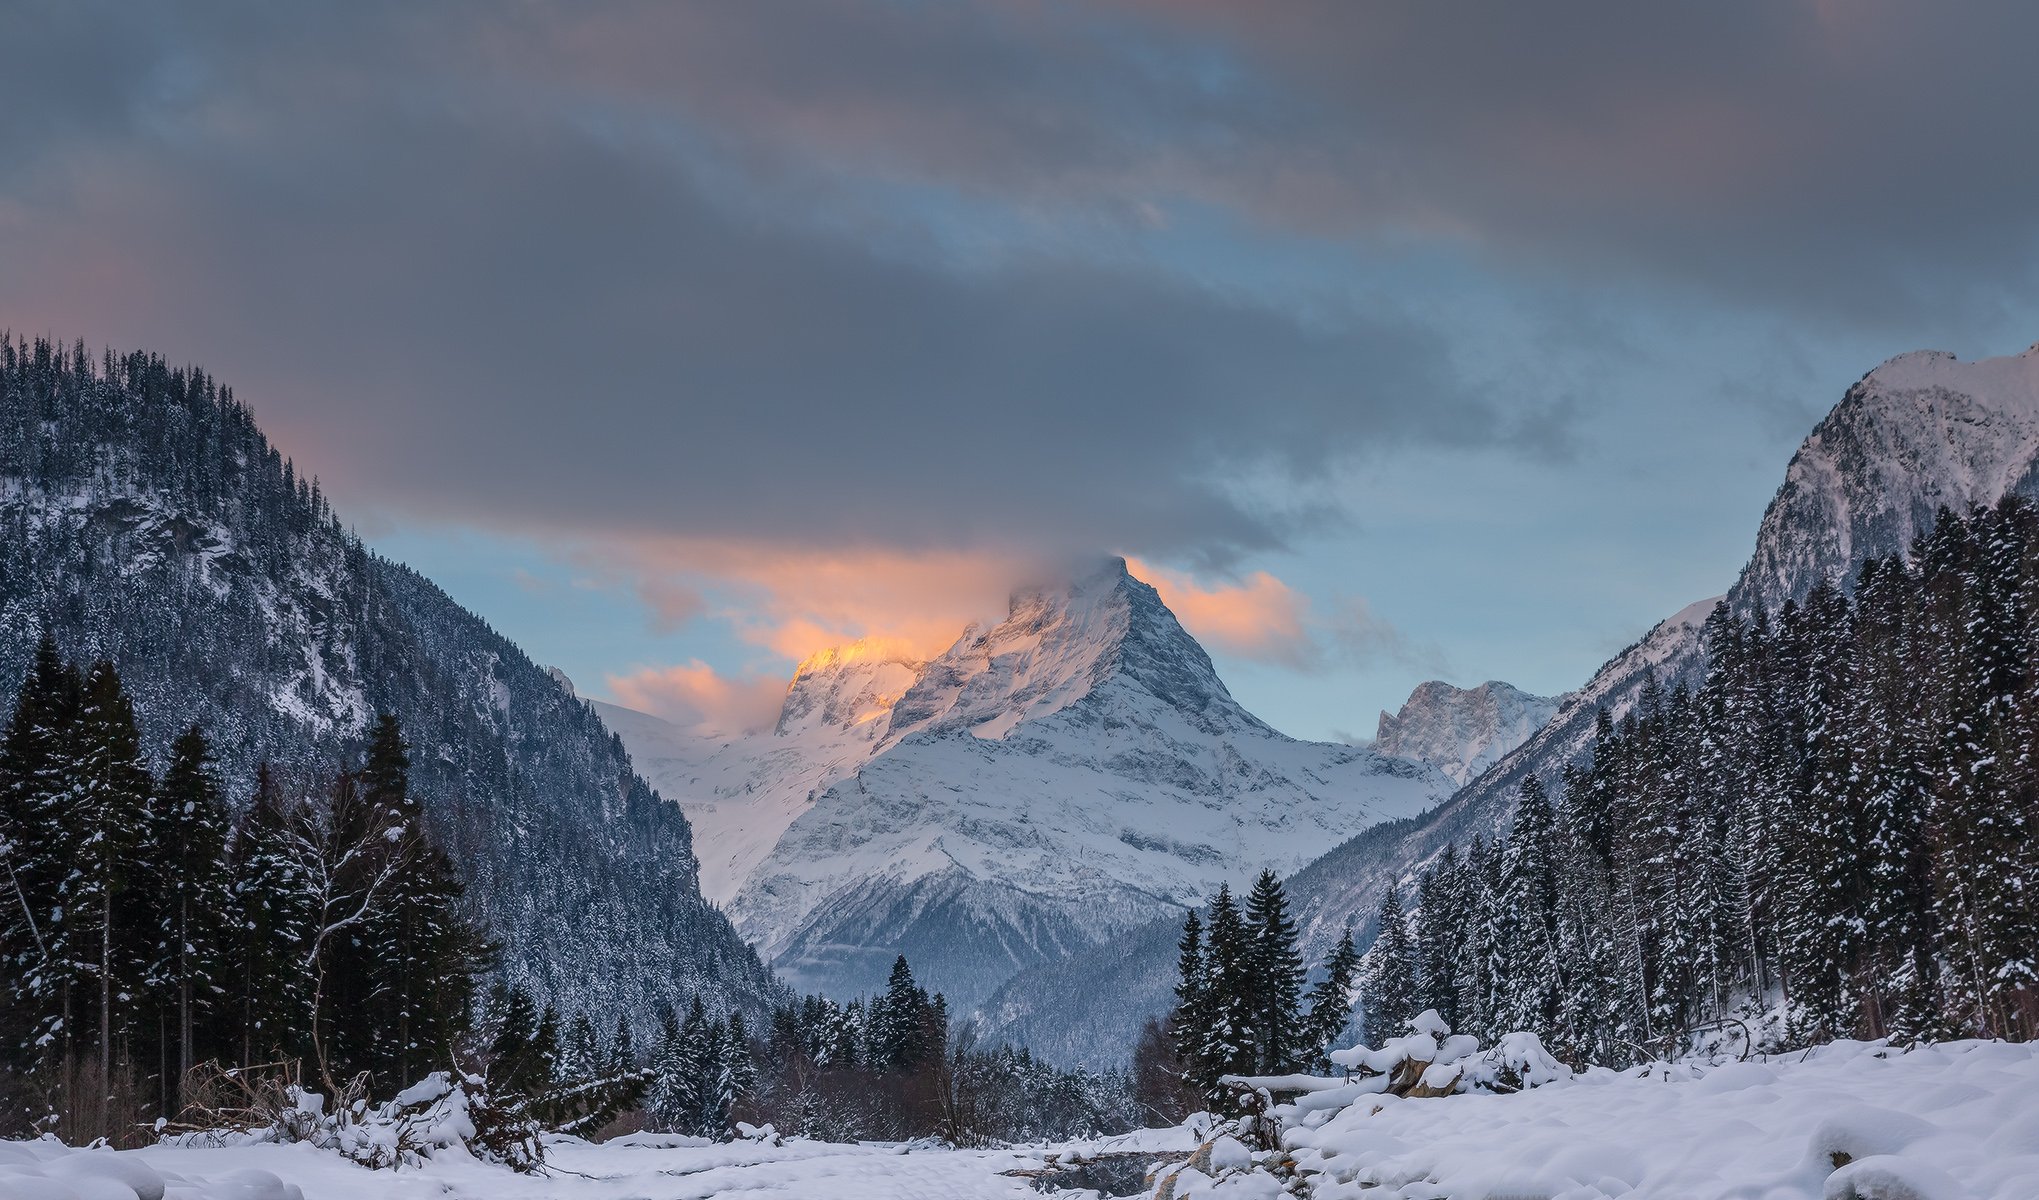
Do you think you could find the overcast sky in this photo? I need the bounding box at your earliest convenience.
[5,1,2038,739]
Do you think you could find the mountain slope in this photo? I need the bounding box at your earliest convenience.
[0,338,781,1032]
[615,559,1457,1010]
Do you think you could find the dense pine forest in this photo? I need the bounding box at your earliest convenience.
[0,644,491,1137]
[1357,497,2039,1062]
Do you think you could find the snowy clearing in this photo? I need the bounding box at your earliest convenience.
[9,1040,2039,1198]
[1171,1037,2039,1199]
[0,1129,1195,1200]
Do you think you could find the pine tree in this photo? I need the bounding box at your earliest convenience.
[358,715,490,1088]
[226,766,314,1066]
[0,635,81,1068]
[1361,887,1419,1045]
[1242,870,1306,1074]
[607,1013,637,1075]
[147,726,234,1101]
[1198,884,1255,1091]
[558,1011,601,1083]
[56,661,155,1087]
[1301,927,1360,1067]
[722,1012,757,1123]
[1169,909,1210,1091]
[1498,777,1562,1034]
[1412,843,1466,1029]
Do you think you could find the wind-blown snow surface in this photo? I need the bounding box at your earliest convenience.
[1373,680,1563,787]
[609,559,1456,1009]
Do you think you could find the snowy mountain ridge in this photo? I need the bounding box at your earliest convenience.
[610,557,1461,1008]
[1374,679,1564,787]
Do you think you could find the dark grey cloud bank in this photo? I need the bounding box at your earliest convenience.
[2,1,2035,565]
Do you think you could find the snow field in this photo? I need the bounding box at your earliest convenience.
[0,1128,1197,1200]
[1175,1038,2039,1199]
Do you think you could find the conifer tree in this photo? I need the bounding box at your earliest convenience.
[0,635,81,1067]
[1361,887,1419,1045]
[1301,927,1360,1067]
[558,1011,601,1083]
[1498,777,1562,1034]
[227,765,314,1065]
[1198,885,1255,1090]
[1169,909,1209,1087]
[1243,870,1305,1074]
[148,726,233,1099]
[607,1013,637,1075]
[57,661,155,1086]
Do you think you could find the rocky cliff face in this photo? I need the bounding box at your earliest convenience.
[1374,680,1563,787]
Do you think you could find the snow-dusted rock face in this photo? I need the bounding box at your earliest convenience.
[1374,680,1563,787]
[1736,344,2039,613]
[612,558,1456,1009]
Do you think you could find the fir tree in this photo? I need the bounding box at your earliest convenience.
[1301,927,1360,1067]
[1198,885,1255,1092]
[0,635,81,1067]
[1243,870,1306,1074]
[1361,887,1419,1045]
[147,726,233,1100]
[56,661,155,1086]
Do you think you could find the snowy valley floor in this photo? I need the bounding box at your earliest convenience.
[8,1039,2039,1199]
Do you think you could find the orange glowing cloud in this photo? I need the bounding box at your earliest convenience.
[605,659,788,735]
[582,537,1028,662]
[1126,558,1314,667]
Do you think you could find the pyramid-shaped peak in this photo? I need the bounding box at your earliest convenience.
[881,555,1261,744]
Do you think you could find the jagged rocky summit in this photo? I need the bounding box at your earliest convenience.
[1374,680,1563,787]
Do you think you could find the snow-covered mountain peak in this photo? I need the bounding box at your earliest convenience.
[1738,340,2039,616]
[1860,343,2039,404]
[775,638,922,737]
[1374,679,1563,786]
[880,556,1252,744]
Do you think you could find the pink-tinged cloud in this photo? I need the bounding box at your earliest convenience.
[582,538,1031,663]
[1127,558,1314,668]
[605,659,788,735]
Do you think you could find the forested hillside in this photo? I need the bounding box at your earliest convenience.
[1363,498,2039,1058]
[0,337,780,1039]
